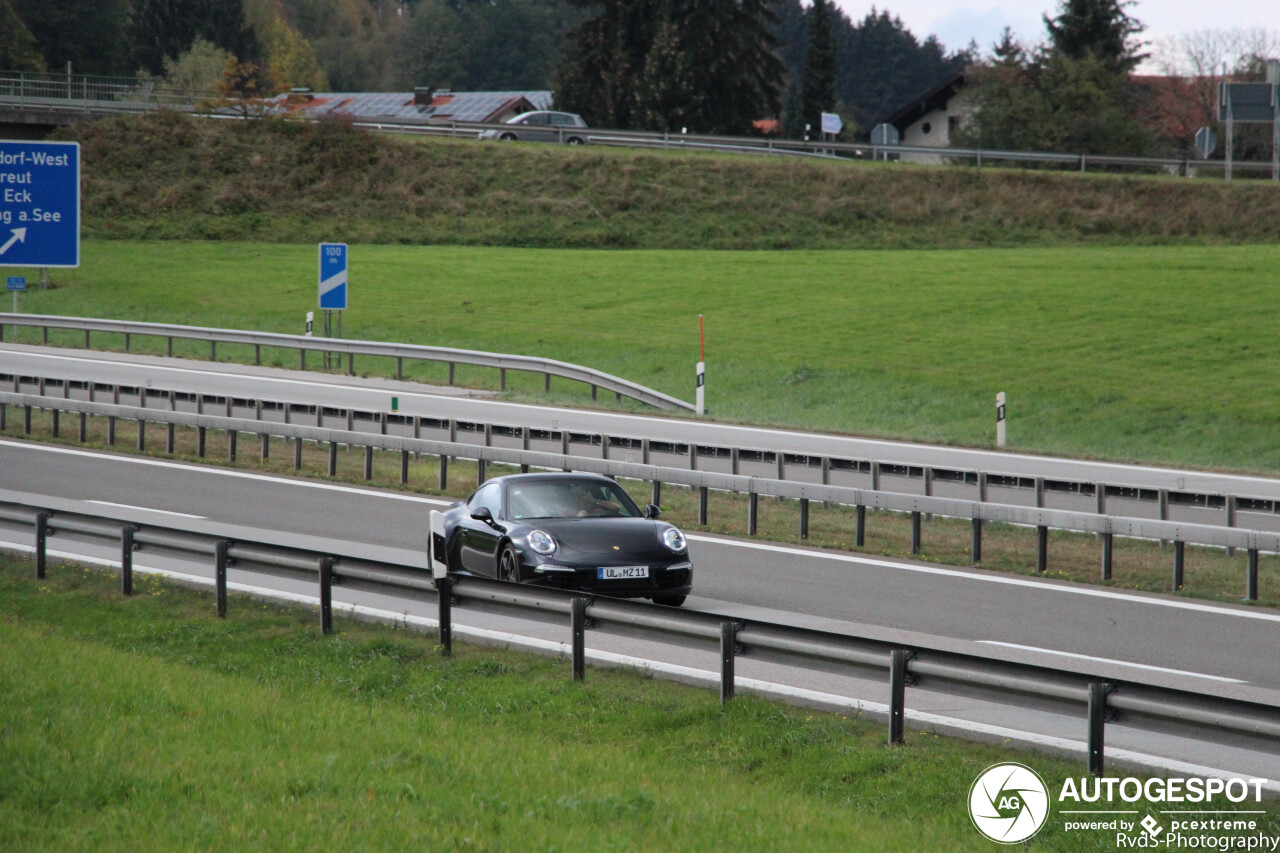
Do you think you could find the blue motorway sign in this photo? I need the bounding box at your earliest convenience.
[6,276,26,291]
[318,242,347,310]
[0,141,79,268]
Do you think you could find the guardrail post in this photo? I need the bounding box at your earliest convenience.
[210,340,216,361]
[448,362,455,385]
[688,444,697,471]
[165,335,171,356]
[300,349,306,371]
[720,621,737,704]
[747,492,758,535]
[910,512,922,554]
[1226,497,1237,557]
[1088,683,1111,775]
[294,437,304,469]
[347,353,354,376]
[1035,477,1045,508]
[224,429,236,461]
[215,540,229,618]
[51,408,59,437]
[396,357,403,381]
[1173,540,1185,590]
[799,498,809,539]
[328,441,338,476]
[124,332,130,351]
[365,446,374,480]
[400,450,409,484]
[776,451,785,480]
[571,597,587,681]
[438,454,449,489]
[889,649,910,745]
[254,343,260,365]
[197,426,206,457]
[1096,482,1106,514]
[319,557,334,635]
[520,427,530,473]
[79,412,87,443]
[971,517,982,563]
[436,575,452,655]
[35,512,50,579]
[1101,532,1113,580]
[1037,526,1049,572]
[23,404,31,434]
[651,480,661,507]
[0,401,5,431]
[698,487,709,526]
[120,525,134,596]
[856,505,866,547]
[1159,489,1169,546]
[591,384,597,401]
[499,368,506,391]
[1247,548,1259,601]
[477,457,487,485]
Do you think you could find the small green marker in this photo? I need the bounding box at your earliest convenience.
[391,396,399,412]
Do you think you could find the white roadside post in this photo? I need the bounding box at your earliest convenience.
[996,392,1007,448]
[696,314,706,416]
[305,310,314,336]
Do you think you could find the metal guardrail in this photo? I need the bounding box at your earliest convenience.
[1,388,1274,600]
[6,352,1279,554]
[1,487,1276,777]
[0,314,693,411]
[1,69,1276,179]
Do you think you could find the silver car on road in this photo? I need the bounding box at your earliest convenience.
[479,110,590,145]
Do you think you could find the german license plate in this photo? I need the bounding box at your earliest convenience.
[598,566,649,580]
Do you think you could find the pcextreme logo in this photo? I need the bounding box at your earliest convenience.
[969,763,1052,844]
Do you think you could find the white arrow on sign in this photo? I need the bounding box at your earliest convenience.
[0,228,27,256]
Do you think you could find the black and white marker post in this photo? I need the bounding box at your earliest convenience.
[696,314,706,416]
[996,391,1007,448]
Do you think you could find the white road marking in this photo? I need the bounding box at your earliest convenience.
[5,438,1278,624]
[0,439,454,506]
[976,641,1249,684]
[4,539,1275,792]
[86,500,205,519]
[686,534,1280,624]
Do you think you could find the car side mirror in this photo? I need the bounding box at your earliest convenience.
[644,504,661,519]
[471,506,494,523]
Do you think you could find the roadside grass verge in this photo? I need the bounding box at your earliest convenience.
[5,411,1275,610]
[2,552,1274,852]
[7,240,1280,478]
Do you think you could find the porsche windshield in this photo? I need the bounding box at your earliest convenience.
[506,479,642,520]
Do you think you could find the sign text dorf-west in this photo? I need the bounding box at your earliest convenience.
[0,141,80,268]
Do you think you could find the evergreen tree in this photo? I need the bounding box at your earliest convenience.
[558,0,782,133]
[800,0,836,137]
[130,0,258,77]
[12,0,132,74]
[0,0,46,72]
[1043,0,1145,74]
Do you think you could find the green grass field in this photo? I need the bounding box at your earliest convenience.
[3,553,1274,851]
[7,239,1280,475]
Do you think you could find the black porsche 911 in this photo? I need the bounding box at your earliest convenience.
[439,473,692,606]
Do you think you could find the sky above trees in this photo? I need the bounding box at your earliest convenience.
[833,0,1279,67]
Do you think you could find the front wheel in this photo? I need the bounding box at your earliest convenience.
[651,594,686,607]
[499,132,518,141]
[566,136,585,145]
[498,545,523,583]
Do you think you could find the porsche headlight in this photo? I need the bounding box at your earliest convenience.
[527,529,556,555]
[661,527,687,553]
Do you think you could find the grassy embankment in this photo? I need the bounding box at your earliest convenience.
[2,552,1274,851]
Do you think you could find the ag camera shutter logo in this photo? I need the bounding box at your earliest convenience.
[969,763,1051,844]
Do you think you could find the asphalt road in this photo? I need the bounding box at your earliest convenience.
[5,437,1277,697]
